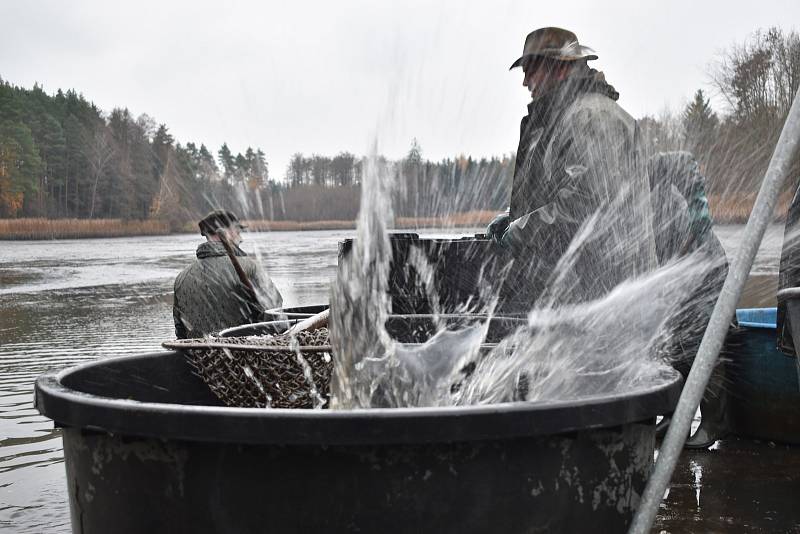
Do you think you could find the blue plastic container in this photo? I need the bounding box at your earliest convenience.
[726,307,800,443]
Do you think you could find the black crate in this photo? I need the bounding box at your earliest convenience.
[338,233,530,315]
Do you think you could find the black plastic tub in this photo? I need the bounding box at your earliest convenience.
[338,233,527,315]
[35,348,681,534]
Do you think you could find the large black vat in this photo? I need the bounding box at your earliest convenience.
[35,349,681,534]
[338,233,528,315]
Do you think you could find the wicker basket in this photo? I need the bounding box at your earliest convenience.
[163,329,333,409]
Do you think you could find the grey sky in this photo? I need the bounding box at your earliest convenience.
[1,0,798,180]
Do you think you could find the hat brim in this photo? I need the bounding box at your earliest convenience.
[509,52,598,70]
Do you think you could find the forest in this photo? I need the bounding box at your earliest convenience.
[0,27,798,237]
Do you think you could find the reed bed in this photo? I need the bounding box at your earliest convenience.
[2,200,784,240]
[243,220,356,232]
[0,218,171,240]
[245,211,496,233]
[394,210,496,229]
[709,191,792,224]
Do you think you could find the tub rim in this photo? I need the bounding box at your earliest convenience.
[35,351,682,446]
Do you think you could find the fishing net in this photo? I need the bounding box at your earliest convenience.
[163,316,524,410]
[163,328,333,409]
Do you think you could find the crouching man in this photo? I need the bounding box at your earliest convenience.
[173,209,282,338]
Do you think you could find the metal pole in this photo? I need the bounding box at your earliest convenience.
[629,87,800,534]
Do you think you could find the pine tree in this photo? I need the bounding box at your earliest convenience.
[198,144,219,181]
[287,153,305,186]
[217,143,235,179]
[682,89,719,153]
[152,124,174,174]
[407,138,422,164]
[331,152,355,187]
[246,148,267,189]
[234,152,249,183]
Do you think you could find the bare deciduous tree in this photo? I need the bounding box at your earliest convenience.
[83,126,115,219]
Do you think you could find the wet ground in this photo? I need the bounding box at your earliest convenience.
[656,439,800,533]
[654,227,799,533]
[0,225,798,532]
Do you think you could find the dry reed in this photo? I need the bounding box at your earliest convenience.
[709,190,792,224]
[394,210,496,229]
[245,211,496,233]
[0,218,171,240]
[242,219,356,232]
[2,199,780,241]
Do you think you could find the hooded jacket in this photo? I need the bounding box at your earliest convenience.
[647,151,729,361]
[173,242,283,338]
[503,68,656,306]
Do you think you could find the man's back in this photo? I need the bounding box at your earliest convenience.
[173,242,282,338]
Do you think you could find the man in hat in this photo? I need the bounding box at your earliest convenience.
[173,209,282,338]
[487,28,727,448]
[487,27,656,306]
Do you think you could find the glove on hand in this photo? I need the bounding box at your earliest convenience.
[486,212,511,245]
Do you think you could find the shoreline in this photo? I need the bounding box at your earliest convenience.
[0,212,497,240]
[0,201,788,240]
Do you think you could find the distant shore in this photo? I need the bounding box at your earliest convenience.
[0,201,788,240]
[0,211,498,240]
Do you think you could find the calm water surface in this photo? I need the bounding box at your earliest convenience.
[0,225,785,533]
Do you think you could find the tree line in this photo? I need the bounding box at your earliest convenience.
[0,81,284,226]
[640,27,800,201]
[0,78,512,226]
[1,26,798,228]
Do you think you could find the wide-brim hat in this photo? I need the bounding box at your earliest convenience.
[510,27,598,70]
[199,209,247,236]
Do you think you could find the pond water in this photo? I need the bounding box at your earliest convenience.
[0,224,784,532]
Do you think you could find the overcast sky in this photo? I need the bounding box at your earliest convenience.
[1,0,798,179]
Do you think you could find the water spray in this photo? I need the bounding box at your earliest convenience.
[629,86,800,534]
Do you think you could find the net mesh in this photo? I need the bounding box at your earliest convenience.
[166,329,333,409]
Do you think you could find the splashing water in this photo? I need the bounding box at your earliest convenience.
[351,319,489,408]
[330,152,396,409]
[289,336,327,409]
[329,140,725,410]
[454,255,714,406]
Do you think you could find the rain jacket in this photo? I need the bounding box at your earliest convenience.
[647,152,731,438]
[502,69,656,306]
[648,152,717,260]
[173,242,283,338]
[647,151,729,361]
